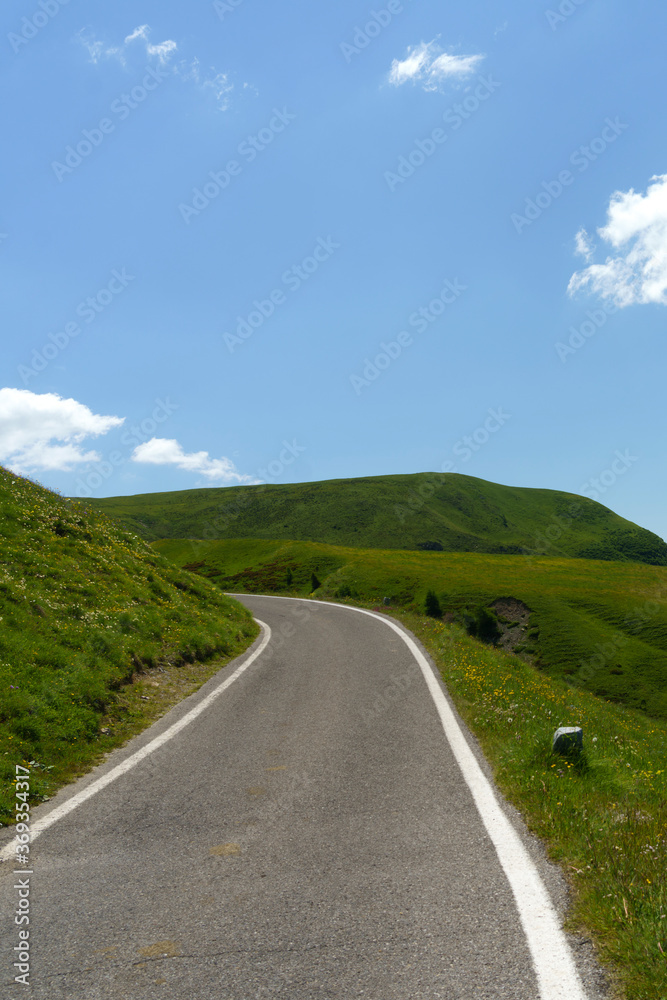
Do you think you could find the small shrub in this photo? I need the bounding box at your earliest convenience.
[477,607,501,644]
[425,590,442,618]
[464,606,501,645]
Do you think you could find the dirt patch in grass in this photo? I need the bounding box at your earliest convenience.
[491,597,534,656]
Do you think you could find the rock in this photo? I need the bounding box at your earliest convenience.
[553,726,583,754]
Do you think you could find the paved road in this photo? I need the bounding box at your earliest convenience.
[1,596,606,999]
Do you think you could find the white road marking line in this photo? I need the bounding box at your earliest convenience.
[236,595,589,1000]
[0,621,271,863]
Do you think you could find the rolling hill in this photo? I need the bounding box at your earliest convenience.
[155,536,667,719]
[0,465,257,822]
[86,472,667,565]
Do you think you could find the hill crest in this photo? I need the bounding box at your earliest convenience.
[85,472,667,566]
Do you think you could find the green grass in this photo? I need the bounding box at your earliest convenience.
[154,537,667,719]
[397,611,667,1000]
[6,464,666,995]
[156,535,667,997]
[86,471,667,565]
[0,467,258,824]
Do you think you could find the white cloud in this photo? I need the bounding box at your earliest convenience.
[176,57,234,110]
[77,31,111,64]
[131,438,258,484]
[78,27,235,110]
[389,41,433,85]
[202,71,234,110]
[149,39,177,63]
[389,40,484,90]
[0,389,123,474]
[568,175,667,307]
[124,24,150,44]
[78,24,177,67]
[574,227,594,262]
[427,52,484,84]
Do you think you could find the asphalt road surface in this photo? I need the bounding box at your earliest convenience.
[1,596,608,999]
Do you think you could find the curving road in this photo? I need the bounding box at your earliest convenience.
[0,596,606,999]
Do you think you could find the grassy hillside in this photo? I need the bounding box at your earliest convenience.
[155,537,667,719]
[153,535,667,992]
[5,470,665,994]
[404,612,667,1000]
[0,467,258,823]
[87,472,667,565]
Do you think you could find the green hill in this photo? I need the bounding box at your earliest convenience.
[0,466,257,822]
[81,471,667,719]
[86,472,667,565]
[155,537,667,719]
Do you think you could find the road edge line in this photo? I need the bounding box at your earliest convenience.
[234,594,589,1000]
[0,620,271,863]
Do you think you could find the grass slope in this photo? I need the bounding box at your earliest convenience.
[155,537,667,719]
[87,472,667,565]
[155,537,667,993]
[403,611,667,1000]
[0,467,257,823]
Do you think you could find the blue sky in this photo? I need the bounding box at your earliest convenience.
[2,0,667,540]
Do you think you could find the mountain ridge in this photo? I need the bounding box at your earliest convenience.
[84,472,667,566]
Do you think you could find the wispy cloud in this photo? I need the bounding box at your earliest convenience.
[569,175,667,307]
[574,227,594,262]
[389,41,433,86]
[124,24,177,64]
[202,72,234,109]
[77,25,237,110]
[77,32,113,65]
[77,24,177,68]
[0,389,123,474]
[124,25,149,44]
[175,57,234,111]
[131,438,258,485]
[389,40,484,91]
